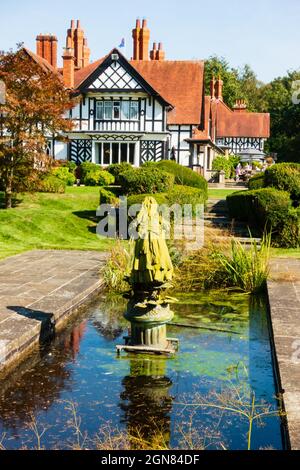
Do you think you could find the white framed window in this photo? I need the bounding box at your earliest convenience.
[121,101,130,120]
[95,100,139,121]
[113,101,120,119]
[96,142,136,165]
[95,101,103,120]
[130,101,139,120]
[104,101,113,120]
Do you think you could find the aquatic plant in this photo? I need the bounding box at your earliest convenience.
[176,386,284,451]
[215,232,271,293]
[175,232,271,294]
[101,240,130,293]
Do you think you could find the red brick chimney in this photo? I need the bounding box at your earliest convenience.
[66,19,75,48]
[62,47,75,88]
[139,19,150,60]
[156,42,165,60]
[233,99,248,113]
[36,34,58,69]
[65,20,89,69]
[132,19,141,60]
[83,38,90,67]
[215,76,223,101]
[74,20,84,68]
[210,76,216,99]
[150,42,157,60]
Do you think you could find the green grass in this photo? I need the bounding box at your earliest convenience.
[270,248,300,258]
[0,187,115,260]
[208,189,243,199]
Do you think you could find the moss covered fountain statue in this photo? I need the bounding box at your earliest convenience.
[116,197,179,355]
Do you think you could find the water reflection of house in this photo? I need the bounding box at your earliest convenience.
[17,19,270,180]
[0,322,86,429]
[64,322,87,359]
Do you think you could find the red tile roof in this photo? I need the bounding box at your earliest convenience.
[216,100,270,138]
[130,60,204,125]
[73,56,204,125]
[23,48,60,75]
[74,56,106,89]
[25,46,269,138]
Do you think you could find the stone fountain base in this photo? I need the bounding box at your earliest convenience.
[116,297,179,356]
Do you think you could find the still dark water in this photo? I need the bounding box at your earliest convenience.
[0,291,283,450]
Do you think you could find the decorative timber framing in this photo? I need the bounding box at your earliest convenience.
[140,140,165,165]
[70,139,92,164]
[76,48,173,110]
[216,137,265,154]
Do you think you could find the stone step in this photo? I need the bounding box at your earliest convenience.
[225,181,247,187]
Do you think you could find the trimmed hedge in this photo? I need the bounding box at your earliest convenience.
[79,162,101,179]
[118,167,174,195]
[52,167,76,186]
[99,187,120,205]
[36,174,66,193]
[126,185,205,216]
[126,192,168,207]
[264,163,300,202]
[155,160,208,196]
[167,185,206,211]
[227,188,299,247]
[83,169,115,187]
[248,173,265,190]
[107,162,132,184]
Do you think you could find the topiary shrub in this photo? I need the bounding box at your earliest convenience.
[227,188,299,247]
[107,162,132,184]
[227,188,290,224]
[273,207,300,248]
[264,163,300,202]
[99,187,120,205]
[79,162,102,182]
[166,185,206,215]
[227,190,256,222]
[83,169,115,187]
[155,160,208,196]
[52,167,76,186]
[248,173,265,190]
[126,192,168,207]
[37,174,66,193]
[118,167,174,195]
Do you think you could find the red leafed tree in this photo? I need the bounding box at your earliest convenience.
[0,47,74,208]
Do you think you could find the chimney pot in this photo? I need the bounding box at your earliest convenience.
[71,20,75,29]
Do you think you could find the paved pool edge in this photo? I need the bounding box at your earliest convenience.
[268,258,300,450]
[0,250,107,378]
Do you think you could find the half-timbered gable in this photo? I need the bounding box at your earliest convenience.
[61,49,173,165]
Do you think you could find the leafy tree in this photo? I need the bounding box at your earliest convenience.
[261,71,300,162]
[0,47,74,208]
[204,56,244,108]
[205,56,266,112]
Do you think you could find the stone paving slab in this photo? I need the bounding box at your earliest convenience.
[268,258,300,450]
[0,250,107,376]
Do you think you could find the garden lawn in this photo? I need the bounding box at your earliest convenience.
[0,187,115,260]
[208,188,243,199]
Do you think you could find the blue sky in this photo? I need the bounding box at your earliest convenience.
[0,0,299,82]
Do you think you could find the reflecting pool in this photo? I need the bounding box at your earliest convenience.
[0,291,284,450]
